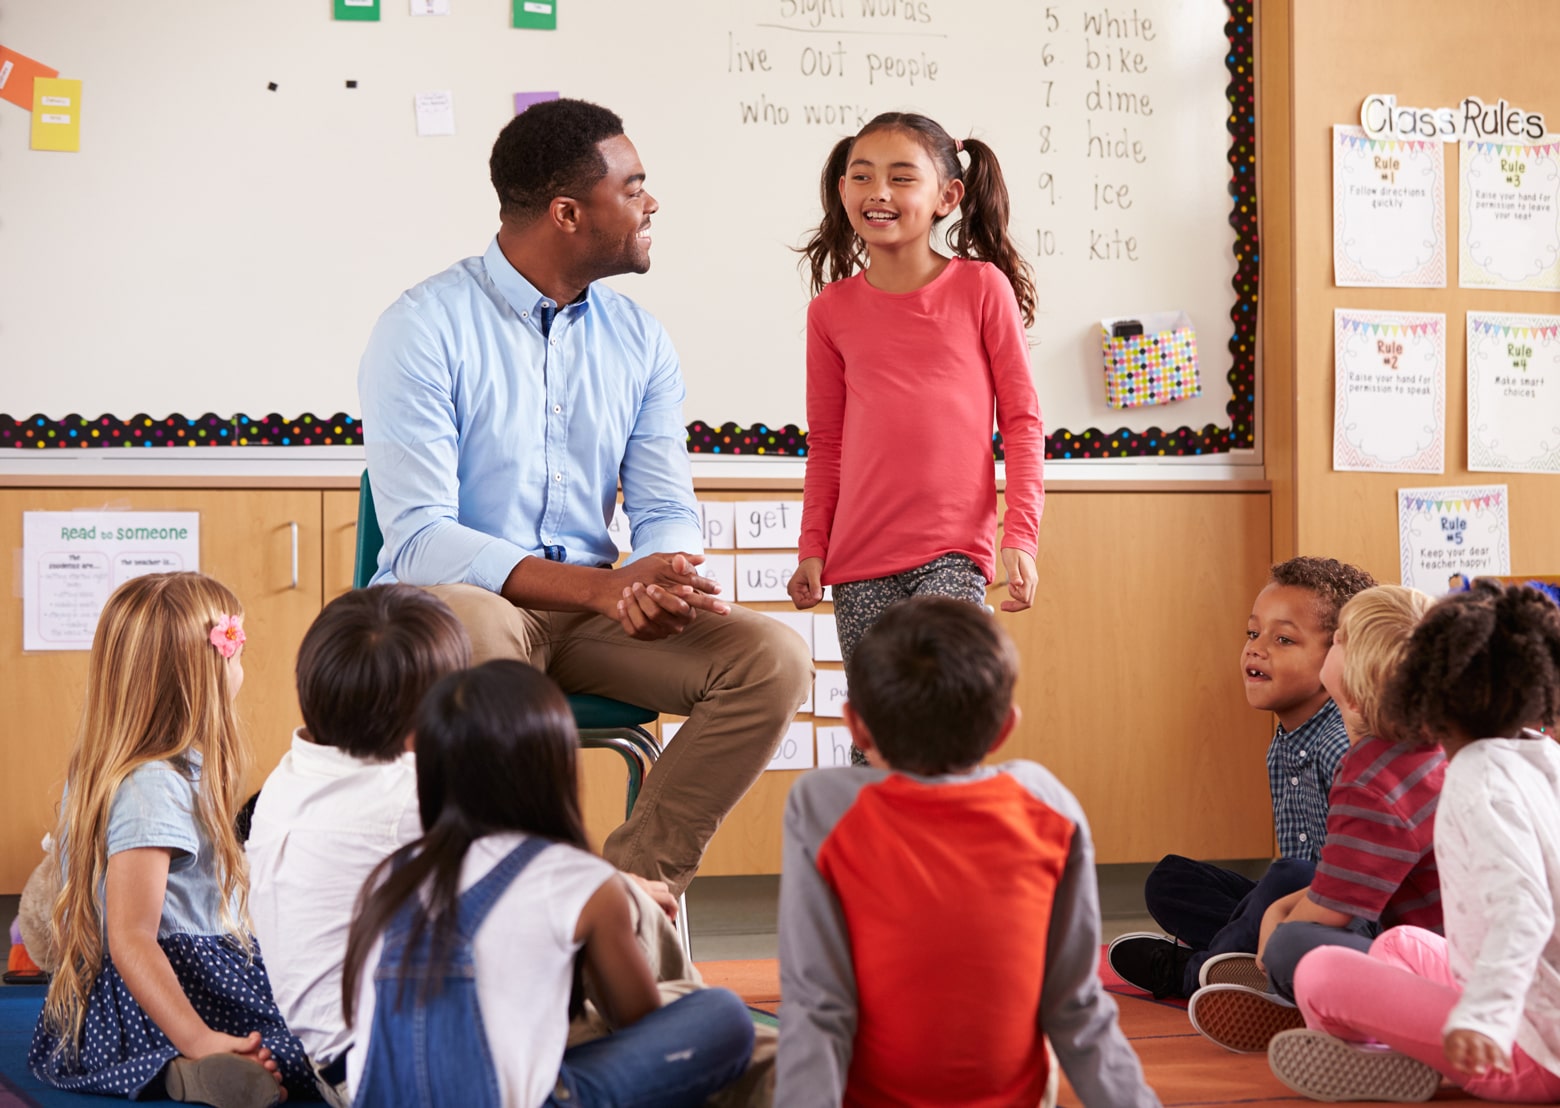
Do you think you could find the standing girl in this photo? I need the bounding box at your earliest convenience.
[342,660,753,1107]
[787,112,1045,678]
[1270,580,1560,1103]
[30,572,311,1108]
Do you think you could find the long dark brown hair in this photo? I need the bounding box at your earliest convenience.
[341,660,588,1020]
[797,112,1037,327]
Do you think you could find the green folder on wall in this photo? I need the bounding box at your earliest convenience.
[512,0,557,30]
[334,0,380,21]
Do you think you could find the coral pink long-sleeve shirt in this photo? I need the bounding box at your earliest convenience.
[798,258,1045,586]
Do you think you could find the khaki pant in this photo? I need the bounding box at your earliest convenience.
[426,585,813,897]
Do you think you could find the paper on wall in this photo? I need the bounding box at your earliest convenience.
[767,720,815,771]
[1466,311,1560,473]
[813,613,842,662]
[1332,125,1447,288]
[816,725,853,768]
[1334,309,1446,473]
[663,717,814,772]
[23,511,200,651]
[813,669,848,718]
[414,90,455,136]
[1397,485,1509,594]
[696,500,736,550]
[1459,136,1560,292]
[733,500,801,549]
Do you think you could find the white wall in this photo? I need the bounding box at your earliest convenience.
[1,0,1239,446]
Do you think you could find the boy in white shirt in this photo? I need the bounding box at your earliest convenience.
[246,586,472,1095]
[248,586,725,1104]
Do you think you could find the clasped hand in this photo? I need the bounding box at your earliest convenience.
[607,553,728,640]
[1444,1028,1511,1078]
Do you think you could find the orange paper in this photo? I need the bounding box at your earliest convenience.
[0,45,59,112]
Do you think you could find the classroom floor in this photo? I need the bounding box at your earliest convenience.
[682,860,1271,959]
[0,862,1254,966]
[12,866,1524,1107]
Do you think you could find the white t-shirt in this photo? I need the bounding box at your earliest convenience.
[1437,734,1560,1076]
[346,832,618,1108]
[246,730,423,1063]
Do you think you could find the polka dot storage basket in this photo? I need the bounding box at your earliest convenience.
[1100,311,1201,410]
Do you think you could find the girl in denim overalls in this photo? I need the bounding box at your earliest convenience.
[341,660,753,1108]
[30,573,310,1108]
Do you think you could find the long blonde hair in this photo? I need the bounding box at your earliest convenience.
[43,572,252,1052]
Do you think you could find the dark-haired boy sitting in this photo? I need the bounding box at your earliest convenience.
[777,597,1159,1107]
[246,586,473,1095]
[1109,556,1376,999]
[249,586,761,1104]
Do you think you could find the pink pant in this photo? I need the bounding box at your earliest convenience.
[1293,926,1560,1103]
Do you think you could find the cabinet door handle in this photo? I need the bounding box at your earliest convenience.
[290,521,299,589]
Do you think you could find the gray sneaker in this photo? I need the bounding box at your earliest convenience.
[165,1055,282,1108]
[1188,983,1306,1053]
[1199,951,1269,991]
[1268,1027,1442,1102]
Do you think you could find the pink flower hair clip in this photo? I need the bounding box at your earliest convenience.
[210,614,246,659]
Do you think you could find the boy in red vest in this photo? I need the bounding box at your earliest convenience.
[776,597,1159,1107]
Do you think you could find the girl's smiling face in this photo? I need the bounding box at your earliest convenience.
[837,127,963,253]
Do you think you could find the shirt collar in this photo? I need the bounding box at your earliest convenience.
[1276,697,1341,741]
[289,727,415,776]
[482,237,594,328]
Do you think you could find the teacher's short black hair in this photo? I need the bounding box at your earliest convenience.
[490,98,624,223]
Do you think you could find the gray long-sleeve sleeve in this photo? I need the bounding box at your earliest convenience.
[775,770,880,1107]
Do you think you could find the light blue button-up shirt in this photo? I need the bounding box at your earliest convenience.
[359,239,703,590]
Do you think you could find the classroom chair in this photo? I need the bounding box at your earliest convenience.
[353,471,693,957]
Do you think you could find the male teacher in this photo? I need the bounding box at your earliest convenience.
[358,98,812,896]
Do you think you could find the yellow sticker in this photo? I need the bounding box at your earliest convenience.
[31,76,81,152]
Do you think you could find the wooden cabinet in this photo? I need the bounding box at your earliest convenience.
[323,489,361,601]
[1,480,1276,890]
[0,487,324,891]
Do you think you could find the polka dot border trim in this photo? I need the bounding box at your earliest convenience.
[0,413,362,448]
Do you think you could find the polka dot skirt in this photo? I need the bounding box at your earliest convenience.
[28,933,316,1101]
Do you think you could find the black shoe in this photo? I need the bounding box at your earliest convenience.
[1107,932,1193,999]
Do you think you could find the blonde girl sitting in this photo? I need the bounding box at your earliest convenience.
[29,572,311,1108]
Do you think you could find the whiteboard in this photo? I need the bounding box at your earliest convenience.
[0,0,1249,457]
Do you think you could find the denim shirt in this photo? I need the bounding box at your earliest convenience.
[103,755,233,938]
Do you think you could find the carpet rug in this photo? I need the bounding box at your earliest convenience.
[9,959,1541,1106]
[694,957,1534,1107]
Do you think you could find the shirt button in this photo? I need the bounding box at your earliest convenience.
[550,338,558,346]
[1299,833,1308,842]
[521,311,529,318]
[1290,776,1299,785]
[553,405,562,413]
[1299,750,1307,757]
[554,473,562,481]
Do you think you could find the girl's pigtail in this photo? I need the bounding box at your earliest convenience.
[797,136,865,295]
[949,138,1037,329]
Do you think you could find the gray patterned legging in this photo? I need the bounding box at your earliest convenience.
[831,552,990,764]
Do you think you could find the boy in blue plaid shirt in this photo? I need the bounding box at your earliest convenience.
[1109,557,1376,999]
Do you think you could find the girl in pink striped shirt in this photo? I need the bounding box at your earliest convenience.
[787,113,1045,728]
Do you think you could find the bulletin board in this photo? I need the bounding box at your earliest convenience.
[0,0,1256,463]
[1280,0,1560,578]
